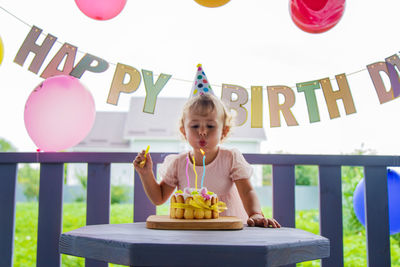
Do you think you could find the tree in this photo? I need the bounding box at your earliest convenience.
[18,164,40,201]
[0,137,17,152]
[295,165,318,185]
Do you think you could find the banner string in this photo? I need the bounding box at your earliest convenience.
[0,6,94,62]
[0,5,370,90]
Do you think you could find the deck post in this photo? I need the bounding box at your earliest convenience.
[0,163,18,267]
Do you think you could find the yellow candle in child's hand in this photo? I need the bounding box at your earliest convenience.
[139,145,150,168]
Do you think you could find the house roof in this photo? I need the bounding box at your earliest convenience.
[76,97,266,148]
[123,97,184,139]
[77,112,129,148]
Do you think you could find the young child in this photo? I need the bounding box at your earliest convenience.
[133,93,280,228]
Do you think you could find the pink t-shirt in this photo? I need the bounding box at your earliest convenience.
[159,146,253,223]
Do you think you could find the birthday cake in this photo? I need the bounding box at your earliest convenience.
[170,149,226,219]
[170,187,226,219]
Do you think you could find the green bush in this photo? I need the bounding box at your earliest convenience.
[111,185,129,204]
[73,169,87,202]
[262,165,318,186]
[341,166,365,235]
[73,170,129,204]
[262,165,272,185]
[296,165,318,185]
[17,165,40,201]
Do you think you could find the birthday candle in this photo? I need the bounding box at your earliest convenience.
[192,155,198,190]
[200,149,205,188]
[139,145,150,168]
[186,155,190,188]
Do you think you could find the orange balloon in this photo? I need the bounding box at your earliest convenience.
[194,0,230,8]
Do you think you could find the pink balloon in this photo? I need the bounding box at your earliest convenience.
[290,0,346,34]
[24,75,96,152]
[75,0,127,20]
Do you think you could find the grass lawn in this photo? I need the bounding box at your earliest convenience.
[12,202,400,266]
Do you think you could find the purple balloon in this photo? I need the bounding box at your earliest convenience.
[24,75,96,152]
[353,168,400,235]
[75,0,127,20]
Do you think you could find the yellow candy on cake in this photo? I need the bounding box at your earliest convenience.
[175,195,184,219]
[170,187,226,219]
[184,196,194,219]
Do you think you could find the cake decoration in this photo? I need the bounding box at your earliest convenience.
[192,154,198,190]
[170,187,226,219]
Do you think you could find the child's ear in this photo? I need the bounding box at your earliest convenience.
[221,125,230,140]
[180,126,186,139]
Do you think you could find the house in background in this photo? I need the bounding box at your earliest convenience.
[68,97,267,187]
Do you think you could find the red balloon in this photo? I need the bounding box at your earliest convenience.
[290,0,346,34]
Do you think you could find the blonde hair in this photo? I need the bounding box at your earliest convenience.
[179,94,233,141]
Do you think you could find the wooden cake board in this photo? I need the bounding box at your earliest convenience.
[146,215,243,230]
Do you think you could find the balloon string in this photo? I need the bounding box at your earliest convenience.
[35,148,40,162]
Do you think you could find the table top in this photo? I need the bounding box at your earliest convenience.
[59,222,330,267]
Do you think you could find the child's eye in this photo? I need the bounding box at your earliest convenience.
[207,125,215,129]
[191,125,199,129]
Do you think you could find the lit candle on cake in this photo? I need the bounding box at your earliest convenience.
[200,148,206,188]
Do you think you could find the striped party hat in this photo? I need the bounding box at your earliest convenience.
[189,64,215,97]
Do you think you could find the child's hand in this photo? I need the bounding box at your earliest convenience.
[133,150,153,175]
[247,213,281,228]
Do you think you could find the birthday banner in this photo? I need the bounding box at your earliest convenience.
[12,25,400,128]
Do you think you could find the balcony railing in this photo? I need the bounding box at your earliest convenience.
[0,152,397,267]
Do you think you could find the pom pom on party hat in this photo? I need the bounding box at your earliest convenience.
[189,64,215,97]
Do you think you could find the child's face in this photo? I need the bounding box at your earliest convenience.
[181,108,226,154]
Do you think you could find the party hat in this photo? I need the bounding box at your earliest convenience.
[189,64,215,97]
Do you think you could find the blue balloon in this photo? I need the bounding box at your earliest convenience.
[353,168,400,235]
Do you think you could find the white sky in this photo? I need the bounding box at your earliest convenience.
[1,0,400,155]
